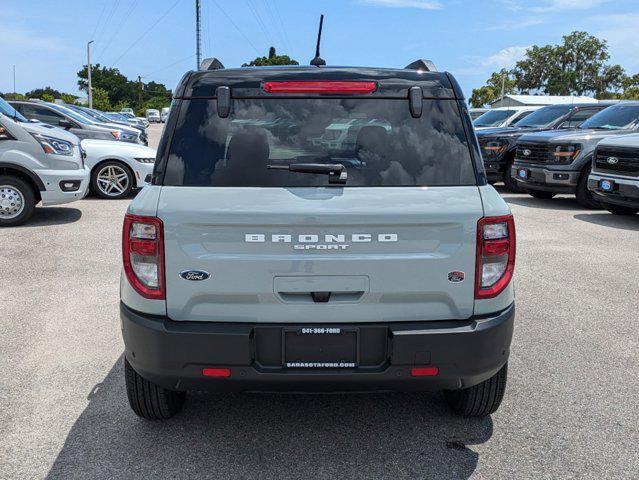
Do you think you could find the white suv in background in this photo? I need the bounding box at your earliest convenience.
[0,97,89,226]
[473,106,541,130]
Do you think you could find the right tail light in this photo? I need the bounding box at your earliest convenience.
[475,214,516,299]
[122,214,165,299]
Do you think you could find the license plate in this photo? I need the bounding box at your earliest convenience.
[518,168,529,179]
[284,328,358,368]
[600,179,614,191]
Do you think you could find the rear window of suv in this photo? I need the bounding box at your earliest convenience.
[163,98,476,187]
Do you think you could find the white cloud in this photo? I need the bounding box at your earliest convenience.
[358,0,442,10]
[502,0,608,12]
[487,17,545,31]
[482,46,530,70]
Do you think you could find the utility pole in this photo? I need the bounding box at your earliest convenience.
[195,0,201,69]
[138,76,142,107]
[87,40,94,108]
[13,65,16,97]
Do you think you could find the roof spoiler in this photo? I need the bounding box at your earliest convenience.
[404,59,437,72]
[200,57,225,71]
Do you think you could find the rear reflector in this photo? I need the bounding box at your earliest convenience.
[263,81,377,94]
[411,366,439,377]
[202,368,231,378]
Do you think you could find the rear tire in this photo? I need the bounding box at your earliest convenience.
[444,363,508,417]
[124,358,185,420]
[575,165,600,209]
[605,205,638,216]
[0,176,36,227]
[527,189,556,199]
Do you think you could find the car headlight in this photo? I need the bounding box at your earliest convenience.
[550,144,581,164]
[30,133,74,156]
[481,140,506,157]
[134,157,155,164]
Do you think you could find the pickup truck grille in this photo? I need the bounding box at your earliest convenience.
[515,143,549,164]
[595,147,639,176]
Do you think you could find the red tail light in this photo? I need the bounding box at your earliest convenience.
[263,81,377,94]
[411,366,439,377]
[202,368,231,378]
[122,214,165,300]
[475,214,516,299]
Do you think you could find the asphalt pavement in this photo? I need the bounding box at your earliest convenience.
[1,124,638,479]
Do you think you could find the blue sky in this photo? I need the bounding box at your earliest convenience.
[1,0,638,99]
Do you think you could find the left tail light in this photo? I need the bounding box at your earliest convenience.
[475,214,516,299]
[122,214,165,299]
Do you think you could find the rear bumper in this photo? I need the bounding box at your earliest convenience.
[588,172,639,208]
[121,302,515,393]
[511,163,579,193]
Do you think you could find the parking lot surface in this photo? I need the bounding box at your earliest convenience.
[1,124,638,479]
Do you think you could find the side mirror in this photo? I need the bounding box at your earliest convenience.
[59,119,75,129]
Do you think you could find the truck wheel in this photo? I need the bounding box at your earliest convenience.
[503,159,524,193]
[124,358,185,420]
[92,161,134,199]
[606,205,638,216]
[575,165,600,209]
[527,190,555,199]
[0,176,36,227]
[444,363,508,417]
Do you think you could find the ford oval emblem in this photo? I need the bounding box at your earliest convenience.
[448,271,465,283]
[179,270,210,281]
[607,156,619,165]
[523,149,531,156]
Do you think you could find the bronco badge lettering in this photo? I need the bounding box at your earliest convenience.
[245,233,398,250]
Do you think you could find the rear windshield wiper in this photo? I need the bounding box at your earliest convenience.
[267,163,347,184]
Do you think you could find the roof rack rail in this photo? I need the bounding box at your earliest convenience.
[200,58,225,71]
[405,59,437,72]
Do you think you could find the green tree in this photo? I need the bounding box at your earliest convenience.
[77,64,136,106]
[77,64,172,112]
[91,87,112,111]
[25,86,62,100]
[1,92,26,101]
[60,93,78,105]
[470,70,517,108]
[242,47,298,67]
[512,31,625,96]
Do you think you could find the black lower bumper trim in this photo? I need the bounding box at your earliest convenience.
[120,303,515,393]
[588,178,639,208]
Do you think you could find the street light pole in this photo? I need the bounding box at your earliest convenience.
[13,65,16,97]
[87,40,94,108]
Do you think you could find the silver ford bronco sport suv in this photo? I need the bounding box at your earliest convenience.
[120,58,516,420]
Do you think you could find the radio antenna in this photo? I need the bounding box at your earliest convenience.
[310,14,326,67]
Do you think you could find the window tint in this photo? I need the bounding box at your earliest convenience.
[514,105,572,128]
[581,105,639,130]
[0,98,28,122]
[49,104,93,125]
[20,104,64,126]
[509,110,533,124]
[561,108,601,128]
[164,98,476,187]
[473,110,516,127]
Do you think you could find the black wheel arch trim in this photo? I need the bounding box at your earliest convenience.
[0,162,46,191]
